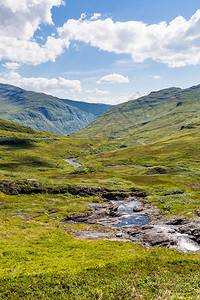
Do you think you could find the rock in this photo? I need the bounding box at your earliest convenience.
[132,204,161,221]
[142,231,173,247]
[194,209,200,216]
[63,213,91,223]
[62,193,200,253]
[102,192,130,200]
[12,214,32,220]
[26,179,40,187]
[164,217,185,226]
[67,186,101,197]
[62,202,121,226]
[0,180,101,196]
[0,179,21,195]
[133,206,144,212]
[88,186,101,194]
[130,191,148,198]
[125,225,144,236]
[0,179,15,187]
[116,232,123,238]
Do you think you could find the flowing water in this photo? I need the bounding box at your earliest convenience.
[154,225,200,253]
[113,200,149,227]
[113,201,200,252]
[65,158,82,167]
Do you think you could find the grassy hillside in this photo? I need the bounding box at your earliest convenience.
[73,84,200,142]
[0,119,200,298]
[0,119,36,134]
[0,83,112,135]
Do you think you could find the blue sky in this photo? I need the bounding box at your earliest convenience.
[0,0,200,104]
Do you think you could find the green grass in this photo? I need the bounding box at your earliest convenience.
[0,195,200,299]
[0,120,200,298]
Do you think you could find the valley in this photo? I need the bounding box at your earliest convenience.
[1,0,200,298]
[0,101,200,298]
[0,83,112,135]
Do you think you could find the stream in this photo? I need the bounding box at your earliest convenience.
[112,200,149,227]
[112,200,200,252]
[64,195,200,252]
[153,224,200,253]
[65,158,82,168]
[62,158,200,252]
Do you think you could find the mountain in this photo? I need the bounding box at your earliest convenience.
[73,84,200,142]
[0,83,112,135]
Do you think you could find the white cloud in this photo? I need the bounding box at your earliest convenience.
[85,95,119,105]
[0,71,82,94]
[0,0,66,65]
[91,13,101,20]
[0,0,63,39]
[86,88,110,95]
[85,91,142,105]
[0,36,67,65]
[151,75,161,79]
[97,73,129,84]
[129,92,142,100]
[58,10,200,67]
[1,2,200,69]
[3,62,21,70]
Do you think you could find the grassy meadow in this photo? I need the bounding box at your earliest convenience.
[0,120,200,299]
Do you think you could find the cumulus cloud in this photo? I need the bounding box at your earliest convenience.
[1,2,200,69]
[0,0,66,65]
[0,0,63,39]
[0,36,67,65]
[97,73,129,84]
[0,71,82,94]
[86,88,110,95]
[58,10,200,67]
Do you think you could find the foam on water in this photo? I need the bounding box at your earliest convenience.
[177,234,200,252]
[155,225,200,252]
[113,200,149,227]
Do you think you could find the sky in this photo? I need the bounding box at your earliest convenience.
[0,0,200,105]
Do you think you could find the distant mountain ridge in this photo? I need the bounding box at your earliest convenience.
[73,84,200,142]
[0,83,112,135]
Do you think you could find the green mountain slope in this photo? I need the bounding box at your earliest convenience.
[73,84,200,142]
[0,118,36,134]
[0,83,112,135]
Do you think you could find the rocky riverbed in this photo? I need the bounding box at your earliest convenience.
[0,178,199,253]
[63,196,200,253]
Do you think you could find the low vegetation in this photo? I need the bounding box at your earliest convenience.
[0,118,200,299]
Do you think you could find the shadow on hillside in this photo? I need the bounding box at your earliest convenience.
[0,162,20,171]
[0,155,58,171]
[0,138,35,148]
